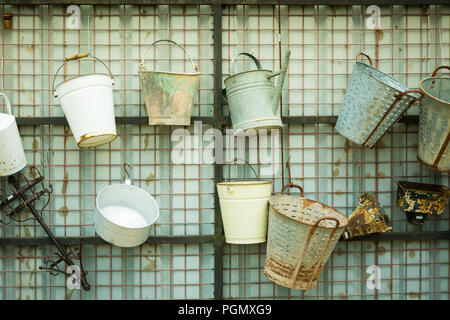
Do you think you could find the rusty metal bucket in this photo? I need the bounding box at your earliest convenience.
[342,193,392,239]
[224,51,290,135]
[139,39,201,126]
[335,52,423,148]
[417,66,450,172]
[264,184,348,290]
[396,180,450,225]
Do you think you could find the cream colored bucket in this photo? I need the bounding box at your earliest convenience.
[217,161,273,244]
[53,54,117,148]
[0,93,27,177]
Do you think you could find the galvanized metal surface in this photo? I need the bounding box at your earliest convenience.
[417,67,450,172]
[335,53,421,148]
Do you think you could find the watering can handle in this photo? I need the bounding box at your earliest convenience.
[356,52,373,66]
[52,53,115,97]
[281,183,304,197]
[0,92,12,115]
[230,52,263,75]
[431,65,450,77]
[140,39,199,72]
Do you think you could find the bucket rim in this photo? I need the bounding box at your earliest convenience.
[54,73,113,92]
[217,180,273,186]
[96,183,160,229]
[139,69,202,76]
[395,180,449,195]
[417,155,450,173]
[419,77,450,106]
[269,194,348,229]
[77,132,118,148]
[224,69,273,82]
[354,61,418,98]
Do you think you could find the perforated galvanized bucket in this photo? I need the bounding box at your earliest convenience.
[335,52,423,148]
[417,66,450,172]
[264,184,348,290]
[139,40,201,126]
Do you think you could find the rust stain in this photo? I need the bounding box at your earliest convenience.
[408,250,416,258]
[144,134,150,150]
[407,62,415,72]
[143,256,157,272]
[24,227,32,238]
[387,280,393,292]
[377,171,386,177]
[62,171,69,194]
[332,168,340,177]
[335,247,344,256]
[408,291,421,299]
[377,140,387,148]
[334,157,342,166]
[366,243,372,250]
[335,189,344,195]
[144,31,151,40]
[344,139,351,156]
[338,292,346,299]
[398,48,403,52]
[32,138,39,152]
[59,205,69,218]
[375,30,384,41]
[376,246,387,256]
[365,172,372,177]
[146,172,155,187]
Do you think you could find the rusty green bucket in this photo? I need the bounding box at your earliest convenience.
[139,39,201,126]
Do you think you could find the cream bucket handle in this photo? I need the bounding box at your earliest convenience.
[140,39,199,72]
[0,92,12,115]
[52,53,115,97]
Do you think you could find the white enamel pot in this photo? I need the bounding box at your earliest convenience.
[0,93,27,177]
[53,53,117,148]
[94,174,160,248]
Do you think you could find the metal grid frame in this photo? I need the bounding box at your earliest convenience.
[0,1,449,300]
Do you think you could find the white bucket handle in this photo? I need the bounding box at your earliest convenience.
[140,39,199,72]
[52,53,115,97]
[0,92,12,115]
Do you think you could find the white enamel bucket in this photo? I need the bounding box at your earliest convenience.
[94,167,160,248]
[0,93,27,177]
[53,54,117,148]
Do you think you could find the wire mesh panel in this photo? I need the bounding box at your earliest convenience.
[0,3,449,300]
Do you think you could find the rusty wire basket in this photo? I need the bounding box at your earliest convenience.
[264,184,348,290]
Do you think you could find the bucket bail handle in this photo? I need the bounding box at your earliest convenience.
[431,65,450,77]
[356,51,373,66]
[230,52,263,75]
[223,158,260,192]
[0,92,12,115]
[52,53,115,97]
[141,39,199,72]
[123,163,132,185]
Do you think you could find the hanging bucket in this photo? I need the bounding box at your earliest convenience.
[0,93,27,177]
[224,51,290,135]
[53,53,117,148]
[264,183,348,290]
[139,39,201,126]
[94,165,160,248]
[216,160,272,244]
[335,52,423,148]
[342,193,392,239]
[396,180,450,225]
[417,65,450,172]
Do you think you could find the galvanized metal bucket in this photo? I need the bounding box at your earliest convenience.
[139,39,201,126]
[224,51,290,135]
[217,159,272,244]
[396,180,450,225]
[264,184,348,290]
[0,93,27,177]
[53,53,118,148]
[335,52,423,148]
[417,65,450,172]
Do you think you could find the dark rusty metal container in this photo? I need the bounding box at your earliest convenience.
[342,193,392,239]
[396,180,449,225]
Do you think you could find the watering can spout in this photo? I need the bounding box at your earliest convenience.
[271,50,291,113]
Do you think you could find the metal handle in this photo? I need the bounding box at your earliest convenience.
[281,183,304,197]
[431,65,450,77]
[223,157,260,181]
[230,52,263,75]
[362,89,424,148]
[123,163,132,185]
[356,51,373,67]
[0,92,12,115]
[52,53,114,97]
[140,39,199,72]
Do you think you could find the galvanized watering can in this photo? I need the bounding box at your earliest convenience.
[335,52,423,148]
[0,93,27,177]
[139,39,201,126]
[53,53,118,148]
[264,183,348,290]
[417,65,450,172]
[224,51,291,135]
